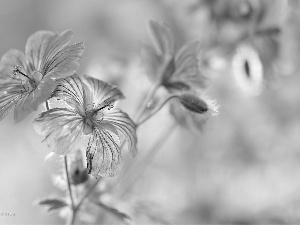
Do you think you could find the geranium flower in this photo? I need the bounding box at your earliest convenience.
[143,20,217,131]
[0,29,84,122]
[143,20,210,91]
[33,75,137,177]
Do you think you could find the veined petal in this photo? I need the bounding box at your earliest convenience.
[25,31,55,71]
[14,92,31,122]
[33,108,85,155]
[0,49,29,83]
[148,20,175,57]
[86,127,122,177]
[174,41,210,90]
[51,75,85,112]
[14,77,57,123]
[43,42,84,79]
[82,76,124,112]
[101,109,137,157]
[0,89,24,121]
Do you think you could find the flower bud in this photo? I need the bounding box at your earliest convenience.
[179,94,208,114]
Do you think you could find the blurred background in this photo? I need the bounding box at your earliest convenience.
[1,0,300,224]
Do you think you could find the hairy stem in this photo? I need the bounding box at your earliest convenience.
[137,94,180,127]
[134,82,160,123]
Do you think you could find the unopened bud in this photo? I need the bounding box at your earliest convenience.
[179,94,208,114]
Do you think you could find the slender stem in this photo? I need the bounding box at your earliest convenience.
[115,121,177,196]
[137,94,180,127]
[134,82,160,123]
[64,156,75,210]
[76,178,102,211]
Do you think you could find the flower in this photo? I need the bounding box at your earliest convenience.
[143,20,210,91]
[232,43,264,96]
[33,75,137,178]
[144,20,217,131]
[0,29,84,122]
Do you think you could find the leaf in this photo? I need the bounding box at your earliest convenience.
[92,200,132,225]
[36,198,68,212]
[179,94,208,114]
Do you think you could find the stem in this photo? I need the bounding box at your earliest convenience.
[45,101,76,224]
[113,121,177,196]
[76,178,102,211]
[137,94,180,127]
[64,156,75,210]
[134,82,160,123]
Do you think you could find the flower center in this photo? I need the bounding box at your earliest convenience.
[83,111,95,135]
[13,65,41,92]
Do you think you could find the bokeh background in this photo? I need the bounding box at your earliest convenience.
[1,0,300,224]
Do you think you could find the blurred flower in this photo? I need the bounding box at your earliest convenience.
[143,20,210,91]
[232,43,264,96]
[0,29,84,122]
[33,75,137,177]
[144,20,217,131]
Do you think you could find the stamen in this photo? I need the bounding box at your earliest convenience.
[13,65,30,79]
[95,100,114,113]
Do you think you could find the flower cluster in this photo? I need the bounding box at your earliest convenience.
[0,30,84,122]
[0,29,137,178]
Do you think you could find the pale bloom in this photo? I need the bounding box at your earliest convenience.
[0,29,84,122]
[143,20,210,91]
[34,75,137,177]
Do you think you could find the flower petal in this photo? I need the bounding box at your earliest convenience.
[13,76,57,123]
[102,109,137,157]
[0,90,24,121]
[51,75,85,113]
[43,42,85,79]
[82,76,124,112]
[0,49,29,85]
[86,128,122,177]
[141,44,163,81]
[174,41,210,90]
[33,108,84,155]
[25,31,55,71]
[148,20,175,57]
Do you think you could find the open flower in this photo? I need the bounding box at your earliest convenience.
[0,29,84,122]
[143,20,210,91]
[33,75,137,178]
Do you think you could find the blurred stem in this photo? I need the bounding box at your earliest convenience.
[45,101,76,224]
[75,178,102,211]
[113,121,177,196]
[137,94,180,127]
[64,156,75,210]
[134,82,160,123]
